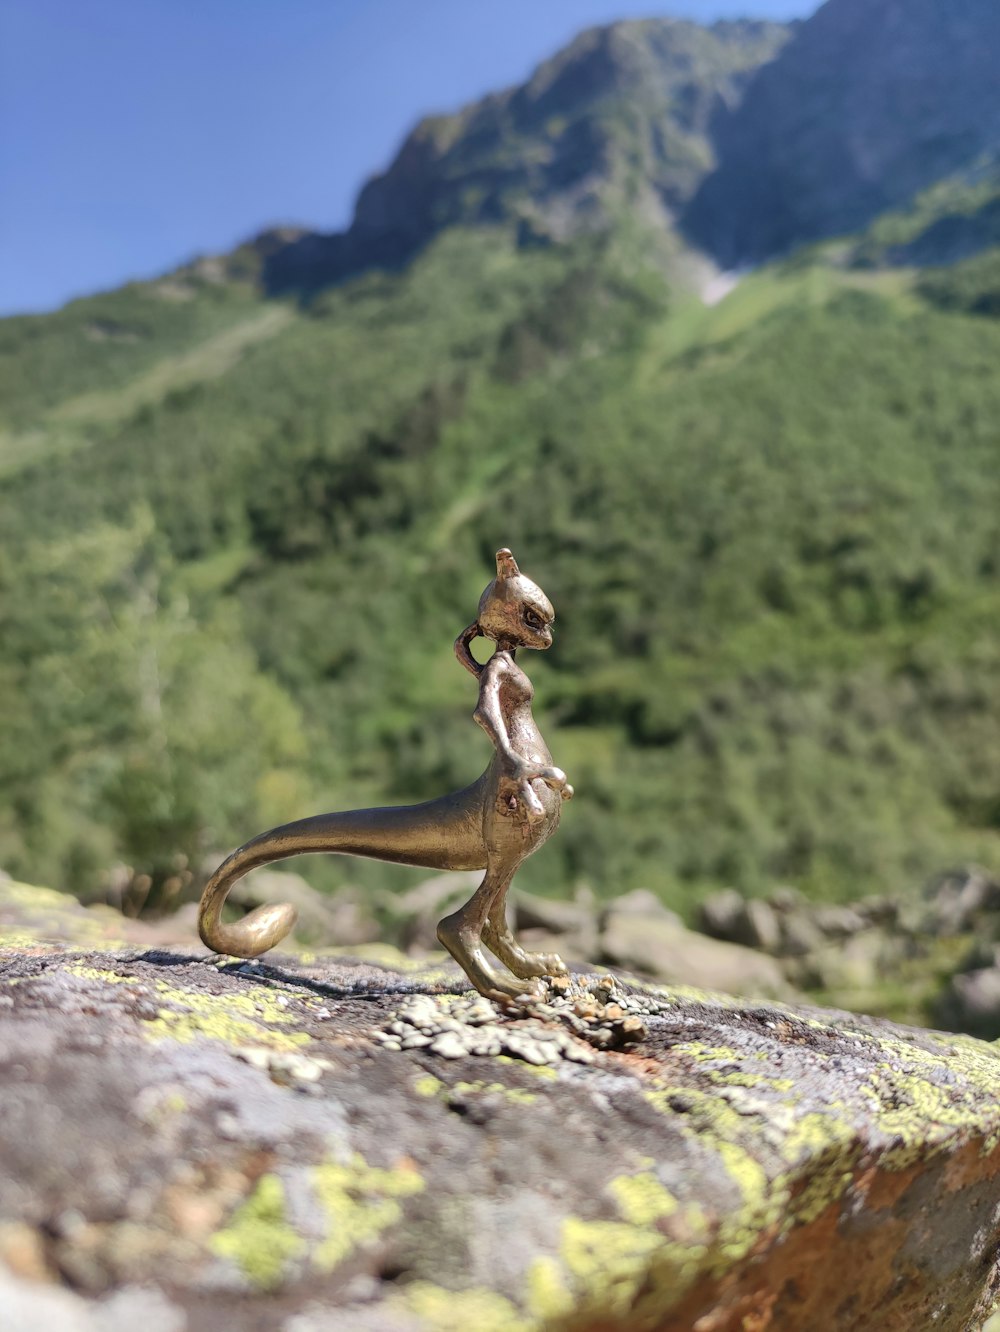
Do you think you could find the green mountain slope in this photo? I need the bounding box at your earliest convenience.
[4,218,1000,915]
[4,3,1000,919]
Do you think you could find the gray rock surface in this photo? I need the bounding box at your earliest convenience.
[5,881,1000,1330]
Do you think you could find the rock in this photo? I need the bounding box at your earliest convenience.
[767,886,805,913]
[697,888,745,941]
[512,886,595,933]
[511,886,599,963]
[696,891,781,954]
[789,930,900,995]
[599,908,791,999]
[924,866,1000,937]
[321,885,382,948]
[777,911,824,959]
[686,0,1000,266]
[855,895,902,929]
[378,872,481,953]
[740,898,782,952]
[812,904,868,940]
[0,1266,186,1332]
[936,968,1000,1042]
[603,888,681,922]
[5,879,1000,1330]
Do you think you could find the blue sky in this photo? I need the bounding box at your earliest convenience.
[1,0,816,315]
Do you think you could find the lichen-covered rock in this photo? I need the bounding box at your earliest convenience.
[3,880,1000,1331]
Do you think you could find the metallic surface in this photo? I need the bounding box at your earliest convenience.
[198,549,573,1000]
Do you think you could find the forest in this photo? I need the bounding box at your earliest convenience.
[2,215,1000,923]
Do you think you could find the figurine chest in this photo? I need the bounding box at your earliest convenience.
[499,664,534,706]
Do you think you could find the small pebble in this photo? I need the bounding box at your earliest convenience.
[430,1032,470,1059]
[373,970,664,1068]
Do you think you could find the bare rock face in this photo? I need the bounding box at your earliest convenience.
[685,0,1000,266]
[3,881,1000,1331]
[262,18,791,294]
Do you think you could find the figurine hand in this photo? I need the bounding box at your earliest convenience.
[502,761,572,820]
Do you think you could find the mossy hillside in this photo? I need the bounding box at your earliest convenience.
[5,218,1000,925]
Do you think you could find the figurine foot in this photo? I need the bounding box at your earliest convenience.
[437,913,544,1003]
[483,920,568,981]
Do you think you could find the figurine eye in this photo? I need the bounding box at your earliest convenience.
[524,608,544,631]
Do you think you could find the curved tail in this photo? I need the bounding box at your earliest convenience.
[198,781,488,958]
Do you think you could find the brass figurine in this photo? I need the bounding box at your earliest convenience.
[199,549,573,1001]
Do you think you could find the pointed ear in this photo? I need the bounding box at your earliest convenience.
[495,548,520,579]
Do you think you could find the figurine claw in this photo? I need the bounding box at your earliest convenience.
[483,918,569,980]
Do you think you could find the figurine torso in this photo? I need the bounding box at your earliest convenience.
[483,651,561,845]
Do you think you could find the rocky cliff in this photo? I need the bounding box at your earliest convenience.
[263,18,790,293]
[264,0,1000,292]
[685,0,1000,265]
[4,883,1000,1331]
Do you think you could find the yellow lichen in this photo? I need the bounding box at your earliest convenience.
[400,1281,533,1332]
[141,979,312,1051]
[525,1165,715,1327]
[608,1171,678,1226]
[0,882,126,950]
[496,1055,558,1081]
[64,964,139,985]
[209,1174,305,1290]
[311,1154,424,1272]
[561,1217,666,1319]
[528,1255,575,1322]
[453,1080,537,1105]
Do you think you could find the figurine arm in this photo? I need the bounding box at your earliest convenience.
[474,658,571,819]
[454,622,483,678]
[473,657,519,768]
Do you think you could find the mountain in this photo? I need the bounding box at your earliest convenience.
[2,1,1000,932]
[267,0,1000,288]
[685,0,1000,265]
[264,18,792,293]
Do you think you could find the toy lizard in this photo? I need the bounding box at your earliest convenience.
[198,549,574,1001]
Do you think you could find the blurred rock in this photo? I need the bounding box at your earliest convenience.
[697,891,780,953]
[321,886,382,948]
[607,888,682,922]
[512,887,595,934]
[812,905,868,940]
[768,886,805,913]
[855,896,901,929]
[697,888,744,940]
[790,931,897,994]
[378,872,481,953]
[511,887,599,963]
[599,907,791,999]
[777,912,824,958]
[924,867,1000,937]
[741,899,782,952]
[226,869,378,947]
[936,968,1000,1042]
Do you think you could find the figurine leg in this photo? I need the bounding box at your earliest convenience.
[483,883,568,980]
[437,862,544,1002]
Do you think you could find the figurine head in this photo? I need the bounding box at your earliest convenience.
[477,549,555,651]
